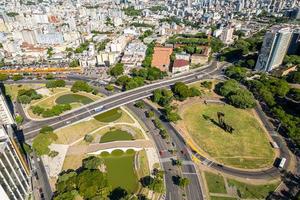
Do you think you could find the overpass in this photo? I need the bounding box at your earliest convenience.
[22,62,223,140]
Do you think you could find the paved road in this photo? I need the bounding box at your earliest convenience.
[21,62,222,140]
[128,103,204,200]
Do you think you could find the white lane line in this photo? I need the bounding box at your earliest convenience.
[25,67,220,134]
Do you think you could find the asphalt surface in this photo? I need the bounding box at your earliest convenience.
[21,62,222,140]
[128,103,203,200]
[9,62,296,199]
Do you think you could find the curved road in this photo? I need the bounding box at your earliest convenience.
[21,62,222,140]
[8,62,294,199]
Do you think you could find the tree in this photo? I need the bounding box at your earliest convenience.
[45,74,54,80]
[227,90,256,109]
[46,80,66,88]
[12,74,23,81]
[201,81,213,90]
[105,84,114,91]
[69,59,80,68]
[15,115,24,125]
[0,73,8,81]
[76,170,109,199]
[47,47,54,58]
[110,63,124,77]
[172,82,191,101]
[287,88,300,102]
[40,126,54,134]
[165,111,181,122]
[286,71,300,84]
[71,81,94,93]
[23,143,32,154]
[49,150,59,157]
[84,134,94,143]
[225,66,247,81]
[17,95,31,104]
[82,156,103,170]
[134,101,145,109]
[216,80,256,109]
[152,89,173,107]
[146,110,154,118]
[246,59,256,68]
[178,177,190,188]
[189,87,201,97]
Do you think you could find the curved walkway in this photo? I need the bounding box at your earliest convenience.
[67,140,153,155]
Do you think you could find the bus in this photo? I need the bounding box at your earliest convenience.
[94,106,104,112]
[279,157,286,169]
[271,142,279,149]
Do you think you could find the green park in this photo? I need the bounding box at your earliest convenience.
[178,102,275,169]
[204,171,279,199]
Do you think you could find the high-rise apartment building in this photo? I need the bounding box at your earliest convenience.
[220,27,234,44]
[0,89,31,200]
[287,28,300,55]
[0,90,14,125]
[255,27,292,72]
[0,125,30,200]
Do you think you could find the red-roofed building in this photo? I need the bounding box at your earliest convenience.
[172,59,190,74]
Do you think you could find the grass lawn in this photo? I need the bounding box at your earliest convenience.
[55,119,104,144]
[101,150,139,193]
[136,150,150,178]
[62,154,86,170]
[55,94,93,105]
[188,80,219,97]
[205,172,227,194]
[210,197,237,200]
[227,179,278,199]
[4,84,44,100]
[94,108,123,123]
[100,129,133,143]
[179,103,274,169]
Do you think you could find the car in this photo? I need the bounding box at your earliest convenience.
[159,150,163,156]
[65,121,71,124]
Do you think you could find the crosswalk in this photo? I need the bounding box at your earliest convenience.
[202,158,214,167]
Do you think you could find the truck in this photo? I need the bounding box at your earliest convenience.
[279,157,286,169]
[94,106,104,112]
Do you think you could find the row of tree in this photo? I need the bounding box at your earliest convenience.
[31,104,72,118]
[224,66,299,147]
[46,80,66,88]
[215,80,256,109]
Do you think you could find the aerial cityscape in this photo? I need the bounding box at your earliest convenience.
[0,0,299,199]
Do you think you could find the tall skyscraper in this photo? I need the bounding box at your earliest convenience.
[0,125,30,200]
[287,28,300,55]
[255,27,292,72]
[0,89,31,200]
[0,90,14,125]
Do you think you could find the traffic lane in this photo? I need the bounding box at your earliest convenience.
[23,64,218,126]
[24,92,153,137]
[184,173,203,200]
[163,162,182,200]
[210,163,280,179]
[32,155,52,200]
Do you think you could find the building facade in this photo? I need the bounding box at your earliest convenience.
[0,125,31,200]
[0,90,14,125]
[255,27,292,72]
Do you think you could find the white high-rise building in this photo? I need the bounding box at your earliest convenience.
[0,125,31,200]
[0,91,14,125]
[220,27,234,44]
[255,27,292,72]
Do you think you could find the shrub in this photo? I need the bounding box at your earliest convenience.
[84,134,94,143]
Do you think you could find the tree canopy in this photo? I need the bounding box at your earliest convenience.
[110,63,124,77]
